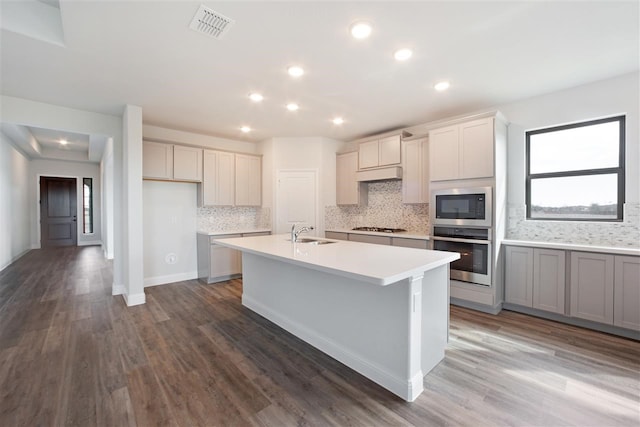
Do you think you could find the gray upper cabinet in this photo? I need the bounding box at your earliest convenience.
[235,153,262,206]
[143,141,203,182]
[358,135,401,169]
[336,152,367,205]
[402,137,429,204]
[200,150,262,207]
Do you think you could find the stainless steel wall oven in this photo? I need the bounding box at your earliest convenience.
[431,226,492,286]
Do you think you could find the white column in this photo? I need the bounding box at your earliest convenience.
[121,105,145,306]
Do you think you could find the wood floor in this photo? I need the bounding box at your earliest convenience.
[1,246,638,426]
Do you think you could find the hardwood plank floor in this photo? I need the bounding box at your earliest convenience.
[0,246,638,426]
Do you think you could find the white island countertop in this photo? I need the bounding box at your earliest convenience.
[197,229,271,236]
[215,233,459,286]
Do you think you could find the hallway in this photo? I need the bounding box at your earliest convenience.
[0,247,638,426]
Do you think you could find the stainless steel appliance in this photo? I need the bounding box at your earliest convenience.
[432,187,492,228]
[431,226,492,286]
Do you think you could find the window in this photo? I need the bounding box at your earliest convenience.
[83,178,93,233]
[526,116,625,221]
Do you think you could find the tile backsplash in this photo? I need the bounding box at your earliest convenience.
[506,202,640,247]
[197,206,271,232]
[325,180,429,233]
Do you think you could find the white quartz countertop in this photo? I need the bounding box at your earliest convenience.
[326,228,430,240]
[501,239,640,256]
[197,229,271,236]
[214,234,458,286]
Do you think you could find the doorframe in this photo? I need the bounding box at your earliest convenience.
[274,169,322,236]
[36,173,85,249]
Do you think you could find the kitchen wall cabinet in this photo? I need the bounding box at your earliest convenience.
[613,256,640,331]
[200,151,262,207]
[570,252,614,324]
[201,150,235,206]
[197,231,271,284]
[235,154,262,206]
[429,117,494,181]
[143,141,203,182]
[358,135,401,169]
[336,152,367,205]
[505,246,565,314]
[402,137,429,204]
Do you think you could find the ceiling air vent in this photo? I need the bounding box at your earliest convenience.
[189,5,235,39]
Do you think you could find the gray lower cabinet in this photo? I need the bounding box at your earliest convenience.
[614,256,640,331]
[325,231,348,241]
[197,231,270,284]
[570,252,615,324]
[325,231,429,249]
[348,234,392,245]
[392,237,429,249]
[505,246,565,314]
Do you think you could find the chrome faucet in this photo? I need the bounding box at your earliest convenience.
[291,224,314,242]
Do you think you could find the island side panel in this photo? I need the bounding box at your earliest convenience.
[240,252,413,400]
[420,266,449,374]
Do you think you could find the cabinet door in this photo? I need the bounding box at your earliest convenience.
[533,249,565,314]
[325,231,348,241]
[402,138,428,204]
[143,141,173,180]
[379,135,401,166]
[429,125,459,181]
[202,150,235,206]
[235,154,261,206]
[614,256,640,331]
[358,140,379,169]
[392,237,428,249]
[459,118,494,179]
[348,234,391,245]
[505,246,533,306]
[173,146,203,182]
[210,241,241,279]
[570,252,614,324]
[336,152,365,205]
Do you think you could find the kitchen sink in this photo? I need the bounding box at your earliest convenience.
[287,238,337,245]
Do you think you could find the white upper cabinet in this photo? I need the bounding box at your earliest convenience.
[173,145,203,182]
[429,117,494,181]
[143,141,202,182]
[201,150,235,206]
[358,135,401,169]
[402,137,429,204]
[336,152,367,206]
[235,153,262,206]
[201,151,262,207]
[143,141,174,180]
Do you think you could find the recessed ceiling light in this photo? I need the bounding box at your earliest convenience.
[332,117,344,125]
[350,21,372,39]
[434,81,451,91]
[286,103,299,111]
[248,92,264,102]
[394,48,413,61]
[240,126,251,133]
[287,65,304,77]
[59,139,68,145]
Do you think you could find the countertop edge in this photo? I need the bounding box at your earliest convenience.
[501,239,640,256]
[197,229,271,236]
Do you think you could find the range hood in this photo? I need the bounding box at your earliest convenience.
[356,166,402,182]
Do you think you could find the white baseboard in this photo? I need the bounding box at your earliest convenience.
[242,294,414,401]
[78,240,102,247]
[31,243,41,249]
[123,292,146,306]
[144,271,198,287]
[0,248,31,272]
[112,283,126,296]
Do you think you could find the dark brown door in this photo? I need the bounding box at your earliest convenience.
[40,177,77,247]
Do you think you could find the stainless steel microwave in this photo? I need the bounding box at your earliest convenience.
[431,187,492,227]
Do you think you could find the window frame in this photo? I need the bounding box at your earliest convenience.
[82,177,94,234]
[525,115,625,222]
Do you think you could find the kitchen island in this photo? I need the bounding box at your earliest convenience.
[214,234,459,401]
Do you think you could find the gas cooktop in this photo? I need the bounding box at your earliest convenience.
[352,227,407,233]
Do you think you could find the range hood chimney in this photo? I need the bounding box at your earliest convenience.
[355,166,402,182]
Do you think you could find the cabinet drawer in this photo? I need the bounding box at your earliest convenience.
[392,237,428,249]
[243,232,270,237]
[325,231,348,241]
[348,234,391,246]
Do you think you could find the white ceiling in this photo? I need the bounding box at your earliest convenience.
[1,1,638,144]
[27,126,89,153]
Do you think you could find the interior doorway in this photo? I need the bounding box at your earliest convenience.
[40,176,77,247]
[275,170,318,235]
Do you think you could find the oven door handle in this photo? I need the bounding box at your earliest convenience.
[431,236,491,245]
